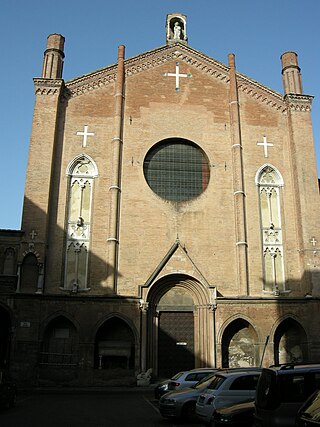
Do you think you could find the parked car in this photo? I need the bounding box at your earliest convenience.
[210,400,255,427]
[296,389,320,426]
[196,369,261,424]
[154,367,217,399]
[159,372,217,419]
[0,370,17,408]
[254,363,320,427]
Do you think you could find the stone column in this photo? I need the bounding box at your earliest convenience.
[139,300,149,373]
[106,45,125,292]
[228,53,249,295]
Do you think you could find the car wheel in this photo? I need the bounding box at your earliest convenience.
[181,402,196,420]
[9,393,17,408]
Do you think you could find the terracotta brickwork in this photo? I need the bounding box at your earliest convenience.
[1,14,320,385]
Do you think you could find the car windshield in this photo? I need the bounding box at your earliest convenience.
[171,372,184,380]
[206,375,226,390]
[300,390,320,421]
[193,374,216,390]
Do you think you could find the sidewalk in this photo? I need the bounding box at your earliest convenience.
[19,384,157,395]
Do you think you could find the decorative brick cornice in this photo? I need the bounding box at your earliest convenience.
[34,78,64,96]
[63,43,285,111]
[65,65,117,98]
[284,93,314,112]
[237,75,285,112]
[125,44,285,112]
[125,43,230,82]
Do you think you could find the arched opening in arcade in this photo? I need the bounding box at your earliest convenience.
[94,317,135,372]
[274,317,308,365]
[39,315,79,383]
[221,318,259,368]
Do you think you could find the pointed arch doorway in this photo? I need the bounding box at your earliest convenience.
[144,274,214,378]
[158,306,195,378]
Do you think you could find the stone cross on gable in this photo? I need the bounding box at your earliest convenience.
[257,136,274,158]
[163,61,192,92]
[76,125,95,148]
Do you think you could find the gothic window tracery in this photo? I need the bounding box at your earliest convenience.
[256,165,285,293]
[64,155,98,291]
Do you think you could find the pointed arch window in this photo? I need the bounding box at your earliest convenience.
[3,248,15,275]
[256,165,285,294]
[21,253,38,292]
[64,155,98,291]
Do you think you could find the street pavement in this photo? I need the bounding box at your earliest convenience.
[0,388,203,427]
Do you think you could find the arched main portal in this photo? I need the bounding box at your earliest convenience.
[0,305,12,368]
[145,274,213,378]
[274,317,308,364]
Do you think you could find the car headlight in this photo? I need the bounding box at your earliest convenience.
[160,384,168,390]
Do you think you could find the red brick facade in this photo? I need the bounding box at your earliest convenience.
[0,14,320,386]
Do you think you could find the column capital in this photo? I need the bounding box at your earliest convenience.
[34,78,64,96]
[284,94,313,112]
[139,300,149,311]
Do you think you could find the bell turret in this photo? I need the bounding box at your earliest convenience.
[42,33,65,79]
[281,51,303,95]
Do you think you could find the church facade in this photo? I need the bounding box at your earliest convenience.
[1,13,320,386]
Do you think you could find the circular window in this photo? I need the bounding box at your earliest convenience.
[143,138,210,202]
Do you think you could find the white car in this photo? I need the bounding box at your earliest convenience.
[195,369,261,424]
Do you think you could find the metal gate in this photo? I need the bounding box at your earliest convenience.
[158,311,194,378]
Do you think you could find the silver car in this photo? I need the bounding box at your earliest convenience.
[196,369,261,424]
[159,372,217,419]
[154,367,217,399]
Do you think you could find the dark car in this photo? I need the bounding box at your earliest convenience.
[296,389,320,426]
[254,363,320,427]
[0,370,17,408]
[211,400,255,427]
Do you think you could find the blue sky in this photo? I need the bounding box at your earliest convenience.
[1,0,320,229]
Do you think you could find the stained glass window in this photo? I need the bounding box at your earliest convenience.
[143,139,210,201]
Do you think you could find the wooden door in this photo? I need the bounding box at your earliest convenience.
[158,311,194,377]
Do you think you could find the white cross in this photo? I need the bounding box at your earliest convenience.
[257,136,274,158]
[310,237,317,247]
[76,125,95,148]
[163,61,191,92]
[29,230,37,240]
